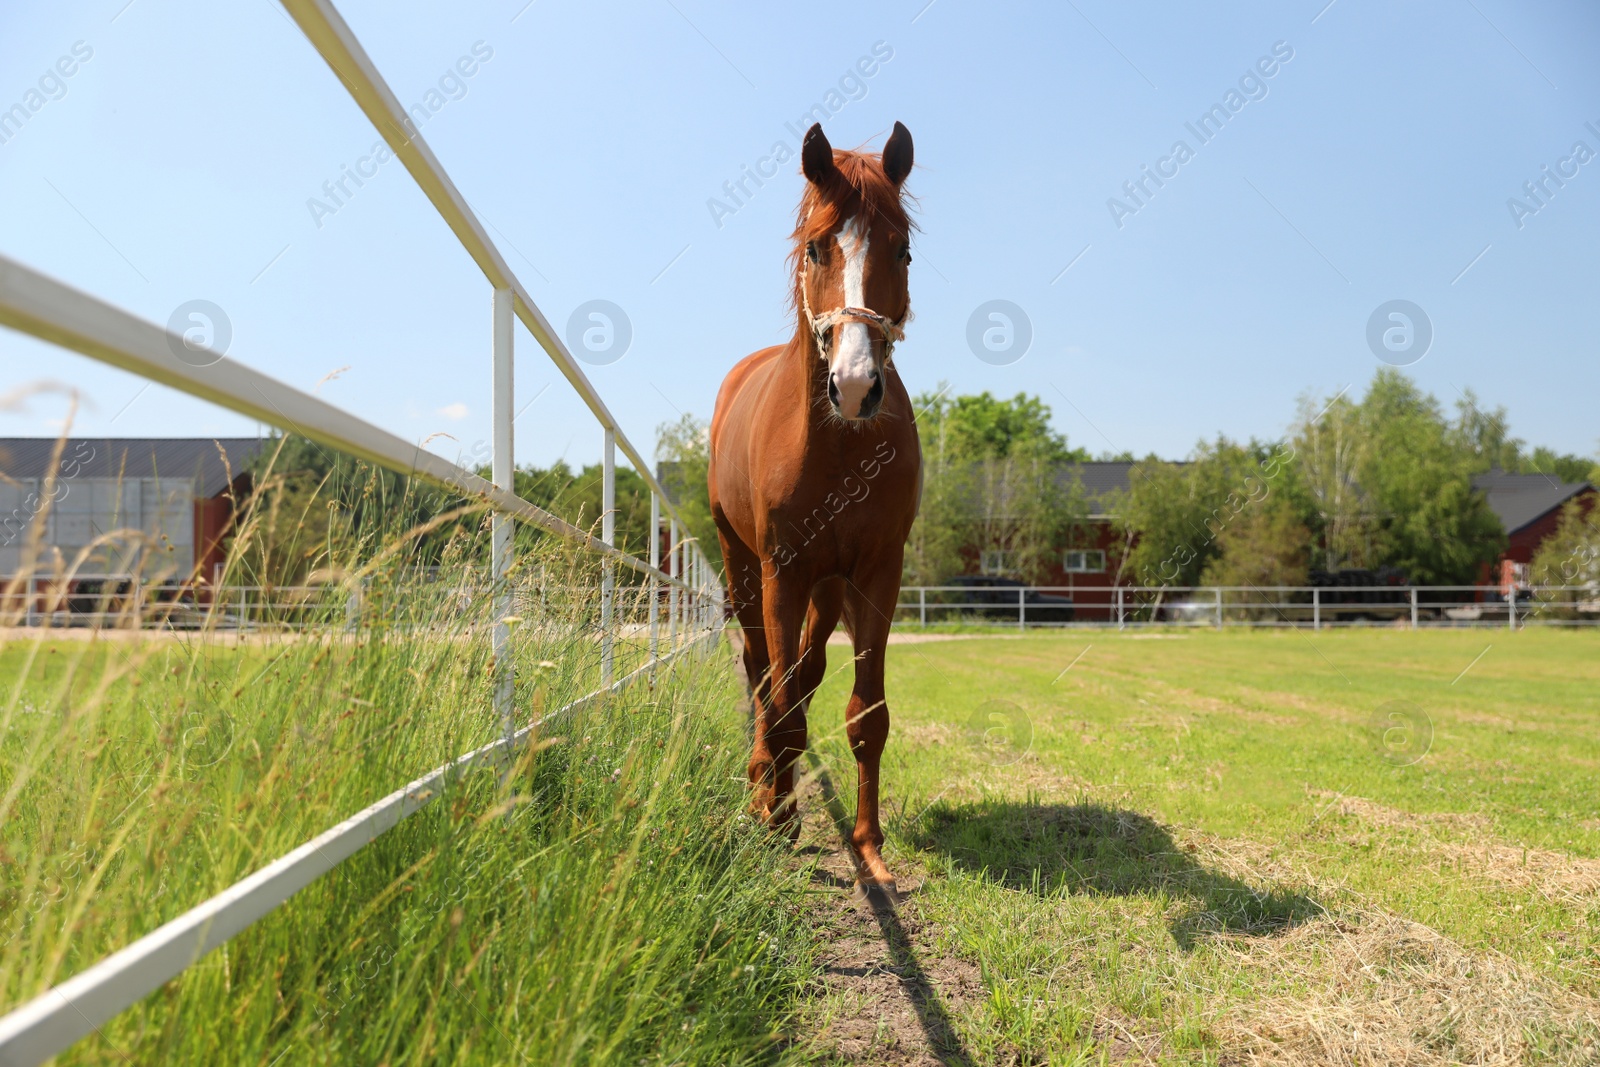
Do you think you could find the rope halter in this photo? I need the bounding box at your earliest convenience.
[799,263,907,365]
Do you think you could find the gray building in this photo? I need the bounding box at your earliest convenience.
[0,438,265,582]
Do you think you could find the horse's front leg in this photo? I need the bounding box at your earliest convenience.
[749,568,810,836]
[842,571,898,889]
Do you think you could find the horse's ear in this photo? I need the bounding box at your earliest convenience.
[882,121,913,186]
[802,123,836,186]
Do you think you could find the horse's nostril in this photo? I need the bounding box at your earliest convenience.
[827,374,841,407]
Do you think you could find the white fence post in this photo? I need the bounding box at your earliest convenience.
[491,287,515,755]
[1313,587,1320,631]
[669,519,680,647]
[919,587,926,627]
[688,553,698,639]
[1017,587,1026,630]
[1508,586,1516,632]
[1116,586,1124,630]
[648,490,659,681]
[600,427,615,686]
[1215,587,1223,629]
[1410,587,1419,630]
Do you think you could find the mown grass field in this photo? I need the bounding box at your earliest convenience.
[802,628,1600,1064]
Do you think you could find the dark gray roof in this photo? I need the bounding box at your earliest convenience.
[1062,461,1136,511]
[1470,470,1595,534]
[1054,461,1152,517]
[0,438,267,498]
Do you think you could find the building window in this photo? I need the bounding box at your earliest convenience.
[980,550,1015,576]
[1063,549,1105,573]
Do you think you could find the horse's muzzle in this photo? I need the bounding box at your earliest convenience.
[828,367,884,420]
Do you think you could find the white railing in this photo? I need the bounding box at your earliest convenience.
[6,575,692,632]
[0,1,723,1061]
[896,584,1600,630]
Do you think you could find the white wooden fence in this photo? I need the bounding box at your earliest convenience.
[0,1,722,1061]
[898,583,1600,630]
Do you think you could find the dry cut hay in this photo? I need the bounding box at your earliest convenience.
[1212,910,1600,1065]
[1330,794,1600,902]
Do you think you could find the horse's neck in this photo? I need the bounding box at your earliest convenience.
[783,331,830,445]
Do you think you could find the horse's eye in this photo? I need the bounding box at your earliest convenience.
[806,241,819,264]
[898,244,911,263]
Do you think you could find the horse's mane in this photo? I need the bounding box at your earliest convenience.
[788,147,916,317]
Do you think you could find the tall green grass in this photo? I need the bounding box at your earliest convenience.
[1,449,815,1065]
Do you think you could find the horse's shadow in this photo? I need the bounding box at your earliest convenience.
[905,801,1318,949]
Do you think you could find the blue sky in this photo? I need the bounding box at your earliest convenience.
[3,0,1597,471]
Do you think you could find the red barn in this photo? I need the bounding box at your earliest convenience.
[957,462,1137,622]
[1471,470,1597,586]
[1040,461,1137,622]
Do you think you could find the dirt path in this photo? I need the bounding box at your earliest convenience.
[724,632,982,1063]
[791,763,983,1065]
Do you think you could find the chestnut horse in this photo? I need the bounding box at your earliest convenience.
[708,122,920,890]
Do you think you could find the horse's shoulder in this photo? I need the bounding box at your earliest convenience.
[712,345,786,434]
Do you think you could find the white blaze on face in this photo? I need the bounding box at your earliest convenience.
[829,215,877,419]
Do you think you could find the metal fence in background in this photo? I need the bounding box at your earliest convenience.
[19,582,1600,634]
[896,584,1600,630]
[0,0,724,1061]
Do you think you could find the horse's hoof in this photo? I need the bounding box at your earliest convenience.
[753,806,801,844]
[853,878,900,906]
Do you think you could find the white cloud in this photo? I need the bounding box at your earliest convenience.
[436,402,468,420]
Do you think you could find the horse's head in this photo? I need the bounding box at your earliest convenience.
[792,121,915,422]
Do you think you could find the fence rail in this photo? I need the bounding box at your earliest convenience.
[0,0,724,1061]
[4,574,699,632]
[895,584,1600,629]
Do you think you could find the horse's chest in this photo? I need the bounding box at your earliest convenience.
[763,438,918,565]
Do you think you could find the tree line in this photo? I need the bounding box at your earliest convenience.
[1112,370,1598,588]
[240,368,1598,592]
[658,368,1599,590]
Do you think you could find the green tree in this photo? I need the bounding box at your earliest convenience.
[511,460,654,563]
[935,391,1088,463]
[1293,389,1380,571]
[1198,490,1312,588]
[903,390,971,585]
[1542,502,1600,580]
[239,434,472,586]
[1529,499,1600,616]
[654,413,721,572]
[966,439,1088,584]
[1112,438,1302,588]
[909,388,1090,584]
[1451,388,1597,484]
[1518,447,1599,486]
[1300,371,1504,583]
